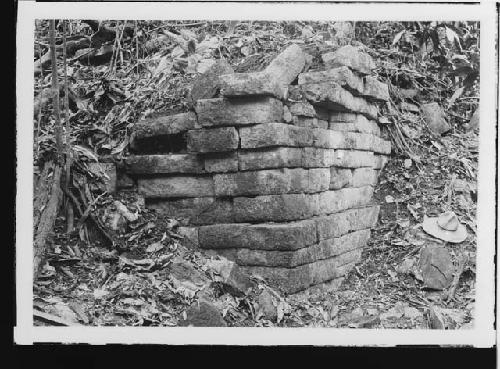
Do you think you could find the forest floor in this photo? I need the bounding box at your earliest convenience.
[33,21,478,329]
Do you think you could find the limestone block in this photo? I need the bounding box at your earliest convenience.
[301,82,379,120]
[292,116,328,129]
[351,168,378,187]
[189,59,234,103]
[147,197,217,222]
[330,167,352,190]
[132,112,198,142]
[138,176,215,198]
[363,76,390,102]
[298,66,364,95]
[233,193,319,223]
[219,71,285,99]
[196,97,283,127]
[331,149,376,168]
[125,154,205,174]
[322,45,376,75]
[329,114,381,136]
[204,152,239,173]
[302,148,336,168]
[329,112,358,122]
[238,147,303,171]
[187,127,239,153]
[315,205,380,240]
[239,123,313,149]
[264,44,307,86]
[198,220,317,251]
[317,186,374,215]
[372,154,389,170]
[312,128,346,148]
[343,132,391,154]
[215,229,370,268]
[289,102,316,117]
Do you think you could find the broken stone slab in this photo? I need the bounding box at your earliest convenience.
[419,245,454,290]
[239,123,313,149]
[264,43,307,87]
[132,112,198,142]
[187,127,239,153]
[219,71,286,99]
[292,116,329,129]
[301,82,379,120]
[330,167,352,190]
[351,168,378,187]
[318,186,374,215]
[189,59,234,103]
[363,76,390,102]
[329,114,381,136]
[298,66,364,95]
[138,176,215,198]
[214,168,330,197]
[322,45,376,75]
[196,97,283,127]
[238,147,303,171]
[199,219,317,251]
[289,101,316,117]
[214,229,370,268]
[241,249,361,294]
[125,154,205,174]
[233,193,319,223]
[421,102,451,135]
[315,205,380,240]
[179,300,227,327]
[203,152,239,173]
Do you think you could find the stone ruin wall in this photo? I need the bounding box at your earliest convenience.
[124,44,391,294]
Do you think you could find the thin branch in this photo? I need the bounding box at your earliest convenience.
[49,19,63,162]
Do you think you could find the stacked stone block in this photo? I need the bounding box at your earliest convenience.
[125,44,391,294]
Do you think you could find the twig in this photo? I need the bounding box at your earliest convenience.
[49,20,64,163]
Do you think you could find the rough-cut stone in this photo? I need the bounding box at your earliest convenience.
[132,113,198,144]
[302,82,379,120]
[318,186,374,215]
[189,59,234,103]
[330,167,352,190]
[322,45,376,75]
[292,116,328,129]
[419,245,454,290]
[179,300,227,327]
[238,148,303,171]
[199,220,317,251]
[331,150,376,168]
[329,114,381,136]
[196,97,283,127]
[256,289,278,321]
[216,229,370,268]
[239,123,313,149]
[214,168,329,197]
[289,102,316,117]
[351,168,378,187]
[219,71,285,98]
[302,148,336,168]
[187,127,239,153]
[312,128,346,148]
[316,206,380,240]
[363,76,390,102]
[240,249,361,293]
[125,154,205,174]
[342,132,391,154]
[204,152,238,173]
[264,44,306,86]
[421,102,451,135]
[298,66,364,95]
[233,193,319,223]
[138,176,215,198]
[205,258,256,295]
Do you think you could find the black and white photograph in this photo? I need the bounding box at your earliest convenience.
[15,1,497,346]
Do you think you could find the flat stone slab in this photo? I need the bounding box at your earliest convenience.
[204,152,239,173]
[125,154,205,174]
[187,127,239,153]
[331,149,377,168]
[329,114,381,136]
[302,82,379,120]
[318,186,374,215]
[322,45,376,75]
[215,229,370,268]
[138,176,215,198]
[241,249,361,294]
[132,112,198,141]
[298,66,364,95]
[219,71,285,99]
[199,220,317,251]
[292,116,329,129]
[196,97,283,127]
[214,168,330,196]
[239,123,313,149]
[315,205,380,240]
[238,147,303,171]
[302,147,336,168]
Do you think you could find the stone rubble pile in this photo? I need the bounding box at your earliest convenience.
[125,43,391,294]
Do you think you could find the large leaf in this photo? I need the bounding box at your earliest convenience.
[391,30,406,46]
